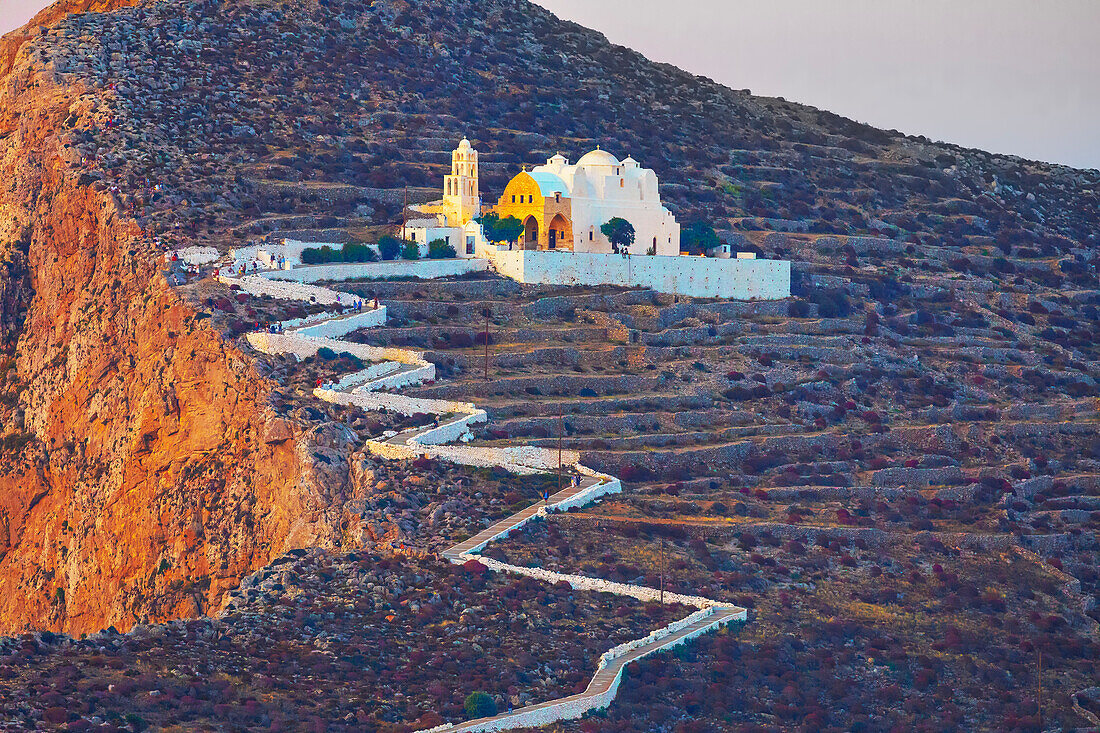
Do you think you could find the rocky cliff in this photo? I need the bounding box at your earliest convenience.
[0,12,359,635]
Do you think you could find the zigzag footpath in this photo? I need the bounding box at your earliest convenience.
[221,273,747,732]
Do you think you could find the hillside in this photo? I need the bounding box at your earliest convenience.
[0,0,1097,729]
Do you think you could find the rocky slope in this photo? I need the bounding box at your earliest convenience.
[0,7,384,636]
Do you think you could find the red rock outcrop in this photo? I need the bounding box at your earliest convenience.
[0,12,346,636]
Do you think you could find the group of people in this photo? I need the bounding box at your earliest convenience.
[334,294,378,314]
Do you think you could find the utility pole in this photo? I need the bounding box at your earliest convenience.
[659,537,665,604]
[402,185,408,242]
[558,400,564,495]
[483,307,490,381]
[1037,646,1042,730]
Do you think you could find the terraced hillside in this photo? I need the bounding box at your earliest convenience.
[336,256,1098,730]
[0,0,1097,727]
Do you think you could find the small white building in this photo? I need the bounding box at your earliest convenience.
[404,217,465,256]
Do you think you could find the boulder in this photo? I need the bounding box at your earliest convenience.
[263,416,294,444]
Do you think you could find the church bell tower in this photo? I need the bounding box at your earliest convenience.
[444,137,481,225]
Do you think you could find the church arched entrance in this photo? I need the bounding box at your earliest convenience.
[547,213,572,250]
[524,216,539,250]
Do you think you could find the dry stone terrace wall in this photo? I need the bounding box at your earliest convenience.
[226,272,747,732]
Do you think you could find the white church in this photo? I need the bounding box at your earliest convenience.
[410,138,679,256]
[402,138,790,300]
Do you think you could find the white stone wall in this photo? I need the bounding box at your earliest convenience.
[357,363,436,392]
[260,258,487,283]
[541,475,621,515]
[409,412,489,447]
[420,604,742,732]
[366,441,573,476]
[333,361,402,391]
[169,245,220,266]
[470,556,726,609]
[598,607,715,667]
[292,308,388,338]
[230,239,335,269]
[318,388,476,419]
[245,332,420,367]
[486,249,791,300]
[220,275,350,305]
[455,478,618,556]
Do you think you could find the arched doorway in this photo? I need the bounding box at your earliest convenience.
[547,213,572,250]
[524,216,539,250]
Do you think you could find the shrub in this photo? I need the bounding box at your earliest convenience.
[378,235,401,261]
[464,691,497,718]
[302,242,381,264]
[301,245,338,264]
[342,241,378,262]
[428,238,457,259]
[402,240,420,260]
[316,347,338,361]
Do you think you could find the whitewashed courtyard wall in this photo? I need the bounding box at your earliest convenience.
[486,249,790,300]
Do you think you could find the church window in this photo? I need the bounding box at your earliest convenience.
[620,179,624,188]
[512,195,516,203]
[555,192,561,203]
[589,230,594,241]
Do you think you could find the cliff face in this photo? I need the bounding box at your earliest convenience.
[0,21,346,635]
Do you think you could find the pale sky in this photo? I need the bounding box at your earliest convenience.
[534,0,1099,170]
[2,0,1097,169]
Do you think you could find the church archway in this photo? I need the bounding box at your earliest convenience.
[524,216,539,249]
[548,213,572,250]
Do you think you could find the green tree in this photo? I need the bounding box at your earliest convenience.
[428,238,457,259]
[601,217,635,254]
[377,234,401,261]
[682,221,720,255]
[401,240,420,260]
[464,692,497,719]
[478,212,524,245]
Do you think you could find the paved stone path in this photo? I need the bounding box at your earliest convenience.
[226,273,748,733]
[442,476,601,563]
[441,606,744,733]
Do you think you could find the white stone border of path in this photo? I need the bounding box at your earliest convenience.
[259,258,488,283]
[598,607,716,665]
[224,271,748,733]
